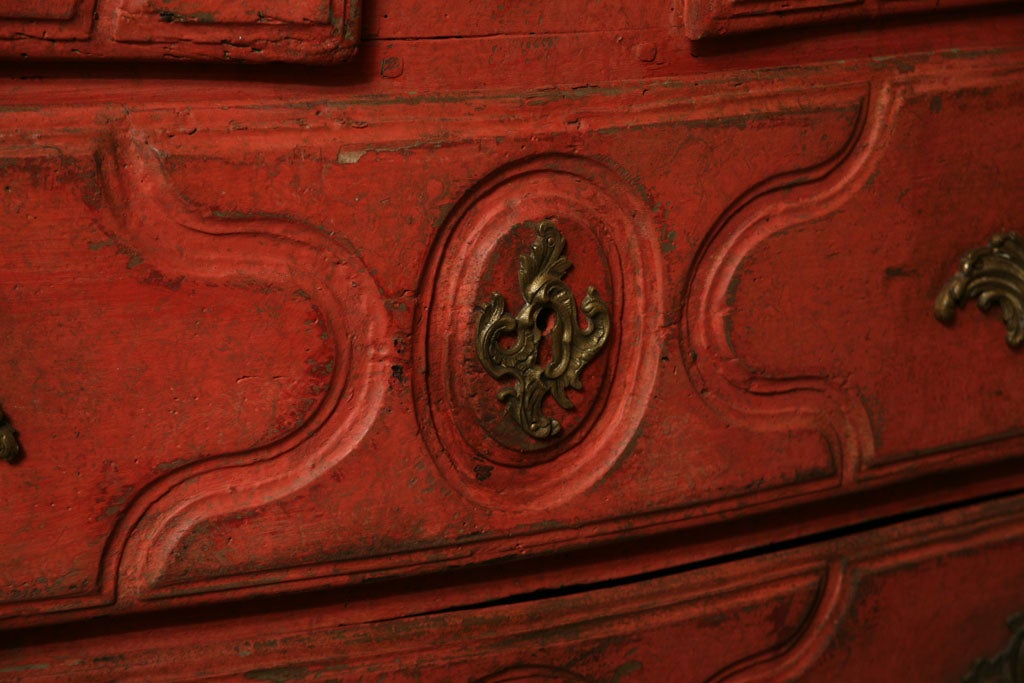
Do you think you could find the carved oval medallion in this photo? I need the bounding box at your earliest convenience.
[415,155,661,508]
[965,613,1024,683]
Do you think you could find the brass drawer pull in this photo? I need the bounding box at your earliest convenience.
[0,410,21,464]
[475,221,611,440]
[935,232,1024,348]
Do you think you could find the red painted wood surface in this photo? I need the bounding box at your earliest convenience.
[684,0,1021,40]
[0,0,1023,678]
[2,488,1022,680]
[0,0,359,62]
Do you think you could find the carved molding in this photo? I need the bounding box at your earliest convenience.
[416,153,660,508]
[100,130,387,603]
[0,0,358,62]
[684,0,1019,41]
[685,66,1024,480]
[0,0,94,40]
[683,85,881,482]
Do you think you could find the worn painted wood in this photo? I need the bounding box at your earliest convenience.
[684,0,1022,40]
[0,0,360,62]
[2,489,1022,680]
[0,0,1022,678]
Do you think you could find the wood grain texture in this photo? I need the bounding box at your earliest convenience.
[685,0,1023,40]
[0,144,335,605]
[685,57,1024,485]
[0,0,94,39]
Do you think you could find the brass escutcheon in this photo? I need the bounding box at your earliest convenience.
[936,232,1024,348]
[0,410,21,464]
[475,221,611,440]
[963,612,1024,683]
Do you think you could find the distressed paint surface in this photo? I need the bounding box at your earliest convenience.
[0,150,335,604]
[0,36,1022,628]
[0,0,359,62]
[0,0,1022,679]
[684,0,1021,40]
[2,489,1022,680]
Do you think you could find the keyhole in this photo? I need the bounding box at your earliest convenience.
[536,306,555,367]
[536,306,555,335]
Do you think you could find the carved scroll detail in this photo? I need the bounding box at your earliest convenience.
[936,232,1024,348]
[475,221,611,440]
[964,613,1024,683]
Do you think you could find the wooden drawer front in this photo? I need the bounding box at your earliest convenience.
[3,488,1023,680]
[1,47,1023,625]
[685,0,1022,40]
[0,0,359,63]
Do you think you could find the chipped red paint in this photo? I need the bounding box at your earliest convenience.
[0,0,1023,679]
[0,0,359,63]
[3,492,1024,680]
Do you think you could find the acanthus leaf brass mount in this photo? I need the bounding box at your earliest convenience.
[964,612,1024,683]
[0,409,21,464]
[475,221,611,440]
[936,232,1024,348]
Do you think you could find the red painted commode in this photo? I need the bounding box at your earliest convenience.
[0,0,1023,680]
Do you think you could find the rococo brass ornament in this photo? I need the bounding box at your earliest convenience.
[964,612,1024,683]
[936,232,1024,347]
[475,221,611,440]
[0,409,21,464]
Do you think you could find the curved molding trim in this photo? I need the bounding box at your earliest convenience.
[98,129,389,605]
[683,82,884,485]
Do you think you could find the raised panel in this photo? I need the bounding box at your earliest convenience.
[121,0,332,25]
[0,0,80,20]
[0,0,359,63]
[3,482,1022,680]
[119,81,862,608]
[685,0,1022,40]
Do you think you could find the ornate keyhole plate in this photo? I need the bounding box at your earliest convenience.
[475,221,611,440]
[936,232,1024,347]
[964,612,1024,683]
[414,155,662,509]
[0,409,20,465]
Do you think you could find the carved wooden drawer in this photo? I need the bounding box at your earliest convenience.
[4,483,1023,680]
[1,0,1023,678]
